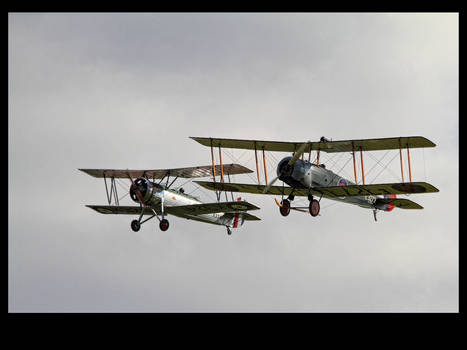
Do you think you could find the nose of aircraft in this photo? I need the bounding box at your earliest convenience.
[276,156,294,179]
[129,177,149,203]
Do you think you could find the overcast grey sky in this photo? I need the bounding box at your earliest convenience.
[9,13,458,312]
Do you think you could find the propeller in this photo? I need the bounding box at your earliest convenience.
[127,172,146,204]
[262,141,310,194]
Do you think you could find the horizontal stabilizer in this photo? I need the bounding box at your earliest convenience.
[240,212,261,221]
[223,212,261,221]
[79,163,252,179]
[376,198,424,209]
[164,200,260,216]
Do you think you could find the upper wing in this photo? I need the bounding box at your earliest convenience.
[165,200,260,216]
[194,181,439,198]
[310,136,436,153]
[79,163,253,179]
[190,136,436,153]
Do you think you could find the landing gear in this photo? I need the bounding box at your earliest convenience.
[373,209,378,222]
[131,219,141,232]
[226,226,232,235]
[307,195,320,217]
[309,199,320,217]
[159,219,170,231]
[279,199,291,216]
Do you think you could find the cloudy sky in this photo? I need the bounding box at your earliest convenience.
[9,13,458,312]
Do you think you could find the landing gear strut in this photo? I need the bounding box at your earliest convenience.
[226,226,232,235]
[373,209,378,222]
[130,205,170,232]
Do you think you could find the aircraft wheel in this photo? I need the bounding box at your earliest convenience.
[131,220,141,232]
[309,199,320,217]
[280,199,291,216]
[159,219,170,231]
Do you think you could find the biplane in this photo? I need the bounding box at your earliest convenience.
[191,136,439,221]
[79,164,261,235]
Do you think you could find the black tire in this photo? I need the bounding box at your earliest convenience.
[159,219,170,231]
[309,199,320,217]
[131,220,141,232]
[280,199,291,216]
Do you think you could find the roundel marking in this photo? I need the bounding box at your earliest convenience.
[338,178,348,186]
[392,183,426,193]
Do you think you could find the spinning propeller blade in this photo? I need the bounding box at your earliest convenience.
[288,141,310,166]
[262,176,279,193]
[127,172,146,204]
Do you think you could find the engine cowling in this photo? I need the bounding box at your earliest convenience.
[129,177,154,204]
[276,156,310,188]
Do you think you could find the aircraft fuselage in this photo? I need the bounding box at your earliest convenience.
[130,178,243,227]
[277,156,391,211]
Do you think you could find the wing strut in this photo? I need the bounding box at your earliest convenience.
[210,138,219,201]
[352,143,358,184]
[254,141,261,185]
[360,147,365,185]
[399,139,405,183]
[262,147,268,185]
[103,173,119,206]
[219,145,229,201]
[398,138,413,183]
[407,145,413,182]
[210,138,217,181]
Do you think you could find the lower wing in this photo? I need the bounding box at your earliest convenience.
[194,181,439,198]
[86,200,260,217]
[86,205,158,215]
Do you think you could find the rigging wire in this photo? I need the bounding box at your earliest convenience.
[367,151,400,184]
[364,150,391,180]
[223,148,259,183]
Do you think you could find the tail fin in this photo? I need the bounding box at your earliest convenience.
[232,197,242,228]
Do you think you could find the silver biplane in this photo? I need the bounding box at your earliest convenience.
[80,164,260,235]
[191,136,439,221]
